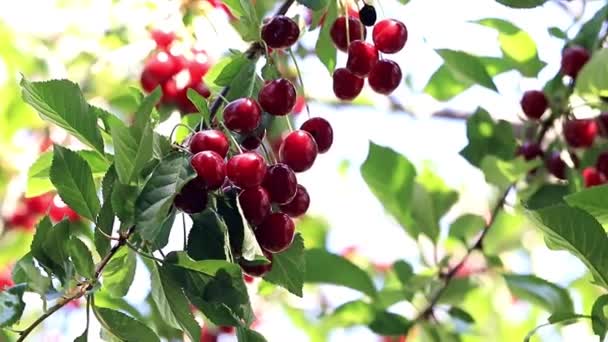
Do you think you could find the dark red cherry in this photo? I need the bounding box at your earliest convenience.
[330,16,366,52]
[346,40,379,77]
[188,50,212,82]
[261,15,300,49]
[545,151,567,180]
[177,81,211,114]
[583,167,606,187]
[255,213,295,253]
[263,164,297,204]
[596,152,608,177]
[564,119,597,148]
[238,187,271,226]
[368,60,402,95]
[258,79,296,116]
[520,90,549,120]
[301,117,333,154]
[279,130,318,172]
[191,151,226,190]
[279,184,310,218]
[596,112,608,137]
[239,251,273,277]
[516,142,543,161]
[359,4,377,27]
[189,130,229,157]
[227,152,267,188]
[241,129,266,151]
[223,98,262,134]
[372,19,408,54]
[151,28,176,49]
[333,68,364,101]
[174,179,208,214]
[561,46,590,78]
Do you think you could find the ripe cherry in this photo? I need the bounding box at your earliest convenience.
[0,272,14,291]
[239,251,273,277]
[261,15,300,49]
[189,130,229,157]
[330,16,366,52]
[293,96,306,114]
[346,40,379,77]
[279,184,310,218]
[359,4,377,27]
[140,51,177,92]
[520,90,548,120]
[227,152,267,188]
[8,208,37,231]
[151,29,176,50]
[333,68,364,101]
[223,98,262,134]
[161,77,181,104]
[516,142,543,161]
[188,50,212,82]
[280,130,318,172]
[583,167,606,187]
[240,129,266,151]
[263,164,297,204]
[255,213,295,253]
[177,81,211,114]
[49,196,80,222]
[561,46,590,78]
[545,151,567,180]
[596,112,608,137]
[373,19,408,54]
[596,152,608,177]
[191,151,226,190]
[301,117,333,154]
[238,187,271,226]
[564,119,597,148]
[258,78,296,116]
[219,326,236,334]
[368,60,402,95]
[24,193,54,215]
[174,179,208,214]
[200,326,219,342]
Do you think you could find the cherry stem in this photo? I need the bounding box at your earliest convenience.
[181,213,187,249]
[220,122,243,154]
[288,48,311,118]
[261,138,277,164]
[343,1,351,46]
[284,115,294,132]
[169,124,196,144]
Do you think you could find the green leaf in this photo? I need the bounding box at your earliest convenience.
[50,145,101,220]
[133,87,161,132]
[109,118,154,184]
[30,216,62,277]
[296,0,328,10]
[111,183,138,227]
[186,88,210,124]
[135,152,196,242]
[503,273,574,313]
[524,313,591,342]
[449,214,485,243]
[153,207,177,250]
[205,53,250,90]
[575,48,608,103]
[548,27,567,40]
[480,155,541,190]
[297,215,328,249]
[187,209,231,261]
[237,327,267,342]
[305,249,376,297]
[439,277,477,304]
[263,233,305,297]
[20,78,104,154]
[325,300,376,327]
[436,49,497,91]
[565,184,608,229]
[69,237,95,279]
[572,4,608,50]
[176,114,202,143]
[495,0,547,8]
[526,184,569,210]
[361,142,417,237]
[225,59,257,101]
[222,0,260,41]
[74,330,87,342]
[42,220,71,278]
[392,260,414,285]
[94,306,160,342]
[0,284,26,327]
[592,294,608,340]
[167,251,236,277]
[527,204,608,289]
[315,0,338,73]
[12,253,51,295]
[460,108,517,167]
[102,247,136,298]
[448,307,475,324]
[369,311,411,336]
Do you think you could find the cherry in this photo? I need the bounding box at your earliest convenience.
[161,77,182,104]
[49,196,80,222]
[333,68,364,101]
[200,326,219,342]
[191,151,226,190]
[255,213,295,253]
[545,151,567,180]
[8,208,37,231]
[241,129,266,151]
[516,142,543,161]
[24,193,53,215]
[177,81,211,114]
[243,274,255,283]
[227,152,267,188]
[0,272,14,291]
[564,119,597,148]
[373,19,408,54]
[218,326,235,334]
[583,167,606,187]
[189,130,230,157]
[261,15,300,49]
[279,130,318,172]
[293,96,306,114]
[238,187,271,226]
[561,45,590,78]
[368,60,402,95]
[330,16,366,52]
[346,40,379,77]
[279,184,310,218]
[151,29,176,49]
[240,251,273,277]
[359,4,377,27]
[174,180,208,214]
[263,164,297,204]
[520,90,548,120]
[223,98,262,134]
[596,112,608,137]
[301,118,333,154]
[140,51,177,92]
[188,50,212,82]
[596,152,608,177]
[258,78,296,116]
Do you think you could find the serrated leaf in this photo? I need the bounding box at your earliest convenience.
[393,260,413,286]
[111,183,138,227]
[592,294,608,340]
[225,59,257,101]
[30,216,62,277]
[42,220,71,279]
[296,0,328,10]
[449,214,485,243]
[102,247,136,298]
[176,114,202,143]
[12,253,51,295]
[548,27,567,39]
[448,307,475,324]
[69,237,95,279]
[571,4,608,50]
[133,87,161,132]
[167,251,237,277]
[205,54,250,90]
[412,168,458,241]
[94,306,160,342]
[187,209,231,261]
[495,0,547,8]
[460,108,517,167]
[153,207,177,250]
[186,88,210,125]
[315,0,337,73]
[325,300,375,327]
[481,155,541,190]
[369,311,411,336]
[526,184,569,210]
[109,118,154,185]
[575,48,608,104]
[503,273,574,313]
[263,233,305,297]
[237,327,267,342]
[565,184,608,229]
[436,49,497,91]
[0,284,26,327]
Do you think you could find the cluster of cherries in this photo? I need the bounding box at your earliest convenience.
[2,192,79,232]
[140,29,213,115]
[517,45,608,187]
[330,6,407,100]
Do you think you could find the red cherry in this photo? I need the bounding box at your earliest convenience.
[227,152,267,188]
[151,29,176,49]
[564,119,597,148]
[174,179,208,214]
[520,90,549,120]
[238,187,271,226]
[561,46,590,78]
[188,50,212,82]
[279,184,310,218]
[7,208,37,231]
[293,96,306,114]
[24,192,54,215]
[177,81,211,114]
[241,129,266,151]
[261,15,300,49]
[279,130,318,172]
[516,142,543,161]
[243,274,255,283]
[545,151,567,180]
[189,130,229,157]
[161,77,181,104]
[263,164,297,204]
[191,151,226,190]
[596,152,608,177]
[255,213,295,253]
[223,98,262,134]
[49,196,80,223]
[372,19,408,54]
[258,79,296,116]
[200,326,218,342]
[140,51,177,92]
[332,68,364,101]
[368,60,402,95]
[596,113,608,137]
[301,117,333,154]
[240,251,273,277]
[346,40,379,77]
[219,326,235,334]
[0,272,14,291]
[330,16,366,52]
[583,167,606,187]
